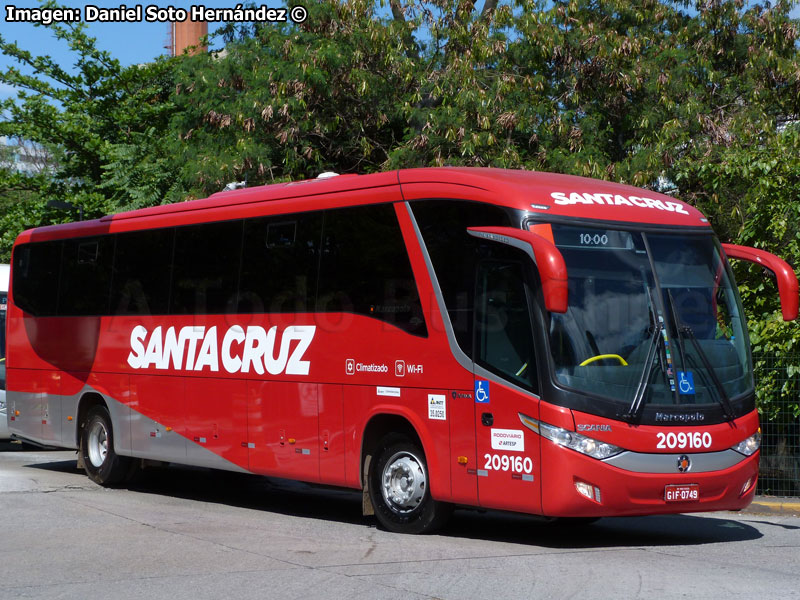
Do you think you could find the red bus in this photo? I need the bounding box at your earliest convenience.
[6,168,798,533]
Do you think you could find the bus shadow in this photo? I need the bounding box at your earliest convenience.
[129,466,764,547]
[22,458,764,546]
[445,509,763,548]
[136,467,765,547]
[0,440,64,453]
[128,466,369,528]
[25,458,84,474]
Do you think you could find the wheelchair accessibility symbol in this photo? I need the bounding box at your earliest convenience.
[678,371,695,395]
[474,379,490,403]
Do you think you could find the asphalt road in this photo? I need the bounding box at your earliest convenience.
[1,442,799,600]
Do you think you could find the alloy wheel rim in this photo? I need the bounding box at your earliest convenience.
[380,451,427,514]
[87,420,109,468]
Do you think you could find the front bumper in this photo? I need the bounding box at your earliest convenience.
[540,441,758,517]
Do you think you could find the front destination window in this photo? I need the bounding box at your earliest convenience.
[542,223,752,423]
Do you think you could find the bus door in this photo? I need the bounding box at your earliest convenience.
[472,256,543,514]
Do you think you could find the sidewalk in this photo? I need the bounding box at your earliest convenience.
[738,496,800,516]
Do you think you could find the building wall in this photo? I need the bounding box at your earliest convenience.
[172,20,208,56]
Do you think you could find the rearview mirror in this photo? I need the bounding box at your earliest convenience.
[722,243,798,321]
[467,226,568,313]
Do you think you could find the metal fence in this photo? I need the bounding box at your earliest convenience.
[754,353,800,497]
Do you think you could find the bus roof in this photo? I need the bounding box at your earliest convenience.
[15,168,709,244]
[396,167,708,227]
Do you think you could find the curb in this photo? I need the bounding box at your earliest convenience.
[737,497,800,517]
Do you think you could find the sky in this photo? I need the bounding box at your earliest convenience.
[0,0,234,102]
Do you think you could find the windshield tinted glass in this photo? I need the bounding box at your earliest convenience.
[475,256,539,393]
[648,233,751,401]
[546,224,752,410]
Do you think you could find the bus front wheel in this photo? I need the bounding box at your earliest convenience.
[80,406,135,486]
[368,434,450,534]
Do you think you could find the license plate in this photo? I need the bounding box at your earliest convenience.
[665,484,699,502]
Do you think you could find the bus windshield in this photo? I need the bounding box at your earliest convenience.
[545,224,752,414]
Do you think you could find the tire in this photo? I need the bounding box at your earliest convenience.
[368,434,451,534]
[80,406,135,486]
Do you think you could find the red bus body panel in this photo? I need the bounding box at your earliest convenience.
[5,168,770,520]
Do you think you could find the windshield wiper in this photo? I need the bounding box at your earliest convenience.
[621,323,661,423]
[622,286,676,422]
[665,290,688,372]
[676,325,736,422]
[665,291,736,422]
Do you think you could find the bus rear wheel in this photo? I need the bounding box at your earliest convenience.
[369,434,450,534]
[80,406,135,486]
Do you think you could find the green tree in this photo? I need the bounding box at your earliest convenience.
[688,126,800,417]
[0,13,178,258]
[160,0,419,198]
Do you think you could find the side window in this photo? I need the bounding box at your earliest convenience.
[475,254,539,393]
[410,200,513,354]
[239,212,322,314]
[317,204,427,336]
[111,228,174,315]
[171,220,243,315]
[59,236,115,316]
[12,241,62,316]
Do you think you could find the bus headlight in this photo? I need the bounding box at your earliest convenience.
[522,416,623,460]
[731,431,761,456]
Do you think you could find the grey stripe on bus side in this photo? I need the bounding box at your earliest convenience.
[9,385,248,474]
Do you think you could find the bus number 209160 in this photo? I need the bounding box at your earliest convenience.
[483,453,533,474]
[656,431,712,450]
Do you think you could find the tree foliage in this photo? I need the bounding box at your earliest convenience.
[160,0,419,196]
[696,125,800,419]
[0,10,177,247]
